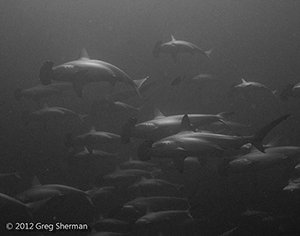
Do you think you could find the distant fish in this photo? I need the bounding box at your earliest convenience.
[90,98,143,116]
[14,82,73,106]
[65,126,120,153]
[171,75,185,86]
[120,156,158,171]
[22,103,87,128]
[153,35,213,63]
[39,48,148,98]
[189,73,221,84]
[229,78,277,99]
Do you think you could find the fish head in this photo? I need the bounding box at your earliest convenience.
[121,117,138,144]
[39,60,54,85]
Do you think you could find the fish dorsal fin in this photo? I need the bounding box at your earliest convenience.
[241,78,247,84]
[171,35,176,41]
[79,48,90,60]
[154,108,165,119]
[129,156,134,161]
[180,114,193,132]
[31,176,42,187]
[89,126,96,132]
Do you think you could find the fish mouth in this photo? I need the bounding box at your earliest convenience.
[39,60,54,85]
[121,117,137,144]
[137,139,154,161]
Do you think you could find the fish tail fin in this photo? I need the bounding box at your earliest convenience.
[205,47,214,61]
[39,60,54,85]
[251,114,290,152]
[133,76,149,98]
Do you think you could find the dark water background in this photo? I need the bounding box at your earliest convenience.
[1,0,300,235]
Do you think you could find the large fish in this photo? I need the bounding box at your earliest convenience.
[153,35,213,63]
[138,114,290,173]
[121,109,235,144]
[39,49,148,98]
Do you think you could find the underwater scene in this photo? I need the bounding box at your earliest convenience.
[1,0,300,235]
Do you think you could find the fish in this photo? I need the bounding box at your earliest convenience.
[283,177,300,191]
[220,145,300,175]
[14,82,73,106]
[138,114,290,173]
[127,177,183,197]
[120,156,158,171]
[189,73,221,84]
[229,78,277,99]
[15,182,91,204]
[280,82,300,101]
[153,35,213,63]
[22,103,87,127]
[65,126,120,153]
[121,196,190,216]
[135,209,193,227]
[39,48,148,98]
[90,98,143,116]
[121,108,235,144]
[103,168,154,188]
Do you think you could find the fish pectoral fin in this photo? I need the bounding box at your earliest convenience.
[172,157,186,173]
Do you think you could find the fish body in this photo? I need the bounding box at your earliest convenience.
[121,109,234,143]
[39,49,148,98]
[138,114,289,172]
[153,35,212,62]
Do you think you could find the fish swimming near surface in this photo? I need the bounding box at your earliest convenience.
[137,114,290,173]
[121,108,235,144]
[39,48,148,98]
[152,35,213,63]
[22,103,87,128]
[14,82,73,106]
[65,126,120,153]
